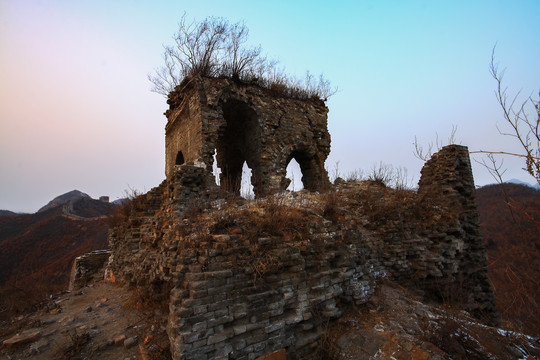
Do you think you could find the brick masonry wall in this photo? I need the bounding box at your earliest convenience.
[416,144,498,321]
[69,250,111,291]
[109,146,498,359]
[164,76,331,196]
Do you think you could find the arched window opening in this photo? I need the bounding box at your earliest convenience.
[286,158,304,191]
[240,162,255,199]
[175,151,185,166]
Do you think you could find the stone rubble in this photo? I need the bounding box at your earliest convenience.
[2,329,41,349]
[0,282,167,360]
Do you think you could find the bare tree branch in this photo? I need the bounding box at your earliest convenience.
[477,47,540,185]
[470,150,537,159]
[148,15,336,102]
[413,125,458,161]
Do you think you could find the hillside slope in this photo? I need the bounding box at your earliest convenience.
[476,183,540,335]
[0,195,114,320]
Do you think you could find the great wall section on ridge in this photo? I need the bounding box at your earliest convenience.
[99,75,498,359]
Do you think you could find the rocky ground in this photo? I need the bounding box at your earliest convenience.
[1,277,538,359]
[0,281,170,360]
[326,281,539,360]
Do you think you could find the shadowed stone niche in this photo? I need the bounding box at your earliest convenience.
[164,76,331,197]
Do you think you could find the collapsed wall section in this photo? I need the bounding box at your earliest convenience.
[166,224,384,359]
[416,145,498,321]
[69,250,111,291]
[109,167,384,359]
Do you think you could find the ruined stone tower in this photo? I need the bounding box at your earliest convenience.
[164,76,331,197]
[107,76,499,359]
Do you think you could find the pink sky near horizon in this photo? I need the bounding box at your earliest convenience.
[1,1,539,212]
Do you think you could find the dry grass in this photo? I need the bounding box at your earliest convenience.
[121,283,172,360]
[107,189,145,228]
[123,280,172,315]
[0,279,53,322]
[323,191,342,223]
[245,244,282,283]
[348,181,459,234]
[313,308,348,360]
[251,198,308,239]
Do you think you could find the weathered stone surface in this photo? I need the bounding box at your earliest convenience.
[28,338,49,355]
[108,79,498,360]
[257,348,286,360]
[416,145,498,322]
[113,334,126,346]
[164,76,331,196]
[337,330,385,360]
[1,329,41,348]
[69,249,111,291]
[124,336,138,349]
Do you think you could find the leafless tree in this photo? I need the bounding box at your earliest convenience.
[148,15,336,101]
[465,49,540,232]
[413,125,459,161]
[220,21,263,80]
[149,15,228,95]
[471,48,540,185]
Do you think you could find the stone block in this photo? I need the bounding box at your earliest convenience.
[2,329,41,348]
[207,329,233,345]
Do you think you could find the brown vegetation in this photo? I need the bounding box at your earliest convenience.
[476,183,540,335]
[106,190,143,228]
[0,200,113,321]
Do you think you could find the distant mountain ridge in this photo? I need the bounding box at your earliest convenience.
[506,178,540,190]
[37,190,90,213]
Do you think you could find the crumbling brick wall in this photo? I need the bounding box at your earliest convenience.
[108,145,498,359]
[69,250,111,291]
[108,180,385,359]
[416,144,498,321]
[164,76,331,197]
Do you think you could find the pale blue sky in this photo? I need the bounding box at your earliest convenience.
[1,0,539,212]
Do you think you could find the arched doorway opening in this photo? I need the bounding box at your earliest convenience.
[215,99,260,196]
[285,150,321,192]
[213,150,254,199]
[286,158,303,191]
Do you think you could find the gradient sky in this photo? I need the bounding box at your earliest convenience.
[1,0,539,213]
